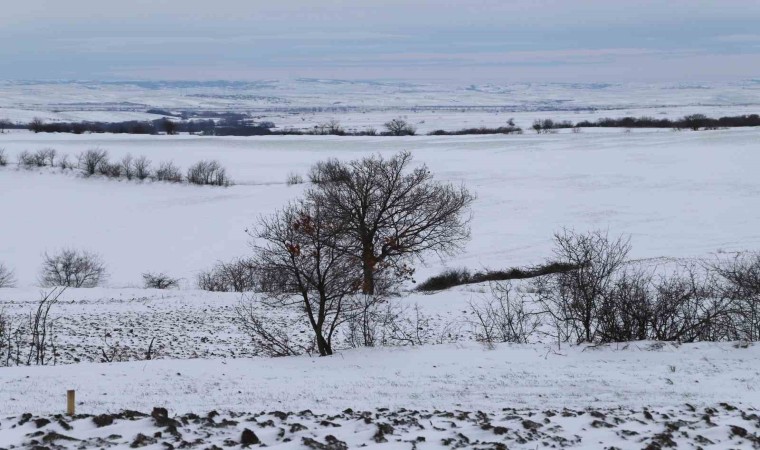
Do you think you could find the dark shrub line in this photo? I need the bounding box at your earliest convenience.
[7,113,757,138]
[415,262,579,292]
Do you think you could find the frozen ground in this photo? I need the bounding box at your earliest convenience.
[3,403,760,449]
[1,127,758,287]
[0,342,759,448]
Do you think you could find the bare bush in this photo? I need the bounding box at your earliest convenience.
[196,258,258,292]
[313,119,345,135]
[154,160,183,183]
[38,148,57,166]
[142,272,180,289]
[0,263,16,288]
[714,252,760,341]
[534,230,631,343]
[58,154,74,170]
[78,148,109,176]
[1,288,63,366]
[342,295,398,348]
[186,160,230,186]
[133,155,151,180]
[235,299,309,357]
[286,172,304,186]
[0,149,7,166]
[594,268,653,342]
[17,150,35,168]
[648,264,733,342]
[39,249,107,288]
[97,160,122,178]
[384,118,416,136]
[120,154,134,180]
[469,282,541,345]
[99,331,161,362]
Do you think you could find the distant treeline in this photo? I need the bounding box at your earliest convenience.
[1,113,757,137]
[533,113,760,133]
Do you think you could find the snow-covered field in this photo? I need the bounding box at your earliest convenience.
[1,85,760,448]
[1,127,758,287]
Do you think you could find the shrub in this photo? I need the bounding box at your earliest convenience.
[533,230,631,343]
[415,262,579,292]
[286,172,304,186]
[0,149,7,166]
[17,151,35,168]
[469,282,541,345]
[142,272,180,289]
[383,118,416,136]
[714,252,760,341]
[416,268,471,291]
[312,119,345,135]
[0,263,16,288]
[97,160,122,178]
[39,249,107,288]
[78,149,109,176]
[58,154,75,170]
[133,156,151,180]
[37,148,56,166]
[154,161,182,183]
[197,258,258,292]
[186,160,230,186]
[121,155,134,180]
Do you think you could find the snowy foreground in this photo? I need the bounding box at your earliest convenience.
[0,342,759,448]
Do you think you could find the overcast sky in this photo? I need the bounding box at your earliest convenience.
[2,0,760,82]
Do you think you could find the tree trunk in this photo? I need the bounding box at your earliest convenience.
[315,332,332,356]
[361,243,376,295]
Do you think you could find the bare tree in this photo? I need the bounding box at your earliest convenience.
[307,151,474,294]
[384,118,416,136]
[0,263,16,288]
[29,118,45,133]
[39,249,107,288]
[161,118,178,135]
[249,197,362,356]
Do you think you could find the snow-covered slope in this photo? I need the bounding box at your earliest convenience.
[1,128,758,287]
